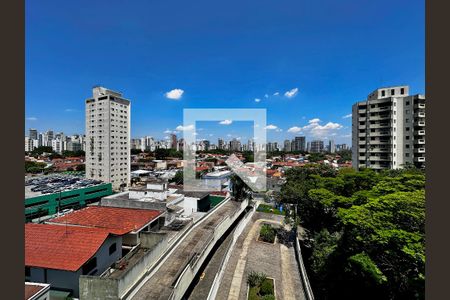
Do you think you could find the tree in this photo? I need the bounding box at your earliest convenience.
[230,174,252,201]
[171,170,183,185]
[278,167,425,300]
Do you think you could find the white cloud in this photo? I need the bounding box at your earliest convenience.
[264,94,269,98]
[165,88,184,100]
[175,124,194,131]
[287,126,302,133]
[26,117,37,121]
[164,129,177,134]
[273,92,279,96]
[254,98,261,103]
[284,88,299,98]
[219,119,233,125]
[301,118,343,138]
[64,108,77,112]
[342,113,352,119]
[308,118,321,124]
[265,124,278,130]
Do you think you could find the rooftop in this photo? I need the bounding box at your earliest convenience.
[25,223,110,272]
[25,282,50,300]
[25,174,104,198]
[48,206,162,235]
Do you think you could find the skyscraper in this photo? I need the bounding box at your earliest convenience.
[85,86,131,190]
[29,128,38,140]
[218,138,224,150]
[352,86,425,170]
[328,139,336,153]
[310,140,324,153]
[170,133,177,150]
[293,136,306,152]
[283,139,291,152]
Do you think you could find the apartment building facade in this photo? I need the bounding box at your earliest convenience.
[352,86,425,170]
[85,86,131,190]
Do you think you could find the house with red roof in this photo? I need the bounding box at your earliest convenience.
[25,223,121,298]
[47,206,163,246]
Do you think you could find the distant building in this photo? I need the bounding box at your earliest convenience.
[352,85,425,169]
[85,86,131,190]
[293,136,306,152]
[29,128,38,140]
[328,139,336,153]
[218,138,224,150]
[170,133,177,150]
[283,140,291,152]
[310,140,324,153]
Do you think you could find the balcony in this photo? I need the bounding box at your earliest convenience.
[417,121,426,126]
[414,112,426,118]
[414,157,426,162]
[358,117,366,122]
[415,139,425,144]
[414,148,426,153]
[358,140,366,145]
[417,130,425,135]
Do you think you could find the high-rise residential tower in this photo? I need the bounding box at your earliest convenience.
[310,140,324,153]
[352,85,425,170]
[85,86,131,190]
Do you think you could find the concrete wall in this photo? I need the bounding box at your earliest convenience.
[169,199,249,300]
[79,276,119,300]
[182,197,198,215]
[101,197,166,211]
[80,232,170,300]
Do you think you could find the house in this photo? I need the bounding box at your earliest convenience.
[25,223,121,298]
[47,206,163,247]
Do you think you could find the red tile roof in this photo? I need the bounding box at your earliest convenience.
[49,206,162,235]
[25,223,110,272]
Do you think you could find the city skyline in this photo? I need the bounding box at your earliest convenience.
[25,0,424,145]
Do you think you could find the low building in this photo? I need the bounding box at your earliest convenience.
[25,174,113,222]
[47,206,163,247]
[25,223,121,298]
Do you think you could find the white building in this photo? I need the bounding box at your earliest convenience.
[352,86,425,170]
[85,86,131,190]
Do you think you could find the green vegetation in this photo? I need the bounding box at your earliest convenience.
[171,170,183,184]
[259,224,276,243]
[25,161,47,173]
[278,165,425,300]
[230,174,252,202]
[247,271,275,300]
[256,204,283,215]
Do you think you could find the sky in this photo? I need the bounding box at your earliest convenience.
[25,0,424,145]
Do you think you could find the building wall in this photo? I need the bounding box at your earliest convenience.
[86,87,131,191]
[25,183,113,221]
[352,86,425,170]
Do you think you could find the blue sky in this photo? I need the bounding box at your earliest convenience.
[25,0,424,145]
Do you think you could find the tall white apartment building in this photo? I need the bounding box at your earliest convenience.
[352,86,425,170]
[85,86,131,190]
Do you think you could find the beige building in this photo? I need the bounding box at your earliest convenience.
[352,86,425,170]
[85,86,131,190]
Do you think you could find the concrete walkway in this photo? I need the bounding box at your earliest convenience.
[218,212,306,300]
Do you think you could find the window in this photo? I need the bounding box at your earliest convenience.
[406,144,410,149]
[82,257,97,275]
[405,153,410,157]
[391,89,395,95]
[406,127,410,131]
[381,90,385,97]
[406,118,409,123]
[401,88,405,94]
[406,136,410,140]
[109,243,117,255]
[406,110,410,114]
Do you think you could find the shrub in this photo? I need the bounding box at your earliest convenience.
[247,270,267,287]
[260,279,274,296]
[260,224,276,243]
[261,295,275,300]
